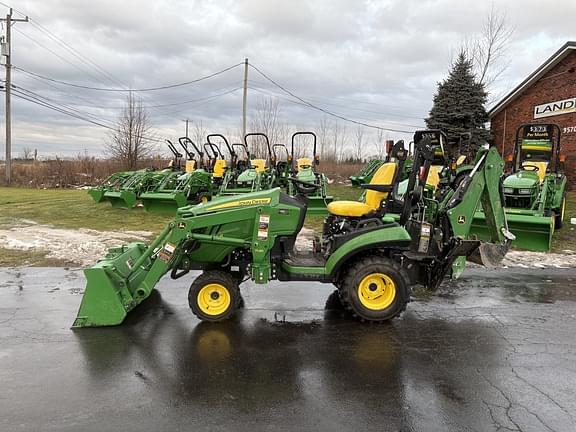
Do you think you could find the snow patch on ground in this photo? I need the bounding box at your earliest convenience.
[0,220,575,268]
[0,220,152,266]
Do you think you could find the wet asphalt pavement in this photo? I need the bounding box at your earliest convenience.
[1,267,575,432]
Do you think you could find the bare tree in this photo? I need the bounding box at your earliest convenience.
[192,120,207,147]
[20,147,33,160]
[353,125,365,161]
[373,128,388,160]
[462,4,514,90]
[316,117,332,159]
[250,97,288,157]
[107,92,155,169]
[330,122,348,162]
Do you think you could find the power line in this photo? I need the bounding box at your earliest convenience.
[248,84,425,129]
[11,84,117,124]
[6,89,164,144]
[249,77,427,119]
[248,63,413,133]
[12,27,118,88]
[14,63,243,92]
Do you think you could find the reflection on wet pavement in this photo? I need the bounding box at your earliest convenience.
[0,268,575,432]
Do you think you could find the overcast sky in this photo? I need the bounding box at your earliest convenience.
[1,0,574,158]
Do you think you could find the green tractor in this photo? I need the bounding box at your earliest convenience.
[219,133,275,195]
[272,143,292,188]
[89,140,182,208]
[349,159,385,187]
[139,138,213,214]
[287,132,333,216]
[471,124,566,251]
[73,136,514,328]
[88,171,133,204]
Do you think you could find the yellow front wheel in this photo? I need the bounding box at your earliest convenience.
[189,271,240,322]
[339,256,408,322]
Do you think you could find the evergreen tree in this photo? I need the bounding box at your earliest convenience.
[426,52,490,159]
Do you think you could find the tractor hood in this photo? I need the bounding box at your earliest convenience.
[178,188,283,216]
[503,171,539,189]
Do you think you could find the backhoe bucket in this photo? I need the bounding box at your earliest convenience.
[72,242,152,328]
[468,242,510,268]
[471,211,553,252]
[102,190,138,208]
[141,192,188,215]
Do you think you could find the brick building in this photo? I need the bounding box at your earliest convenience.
[490,41,576,187]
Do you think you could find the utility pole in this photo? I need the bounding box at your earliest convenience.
[241,58,248,139]
[1,8,28,184]
[182,119,189,139]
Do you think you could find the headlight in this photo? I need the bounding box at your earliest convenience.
[519,188,533,195]
[503,187,514,194]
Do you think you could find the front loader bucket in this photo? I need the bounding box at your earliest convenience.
[471,211,554,252]
[103,190,138,208]
[305,196,333,216]
[141,192,188,215]
[72,242,153,328]
[88,188,106,203]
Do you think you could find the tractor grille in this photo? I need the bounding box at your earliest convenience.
[504,193,532,209]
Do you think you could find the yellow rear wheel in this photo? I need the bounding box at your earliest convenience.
[357,273,396,311]
[339,256,408,322]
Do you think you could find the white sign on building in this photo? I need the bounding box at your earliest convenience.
[534,97,576,119]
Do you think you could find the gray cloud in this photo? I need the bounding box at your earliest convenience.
[3,0,574,158]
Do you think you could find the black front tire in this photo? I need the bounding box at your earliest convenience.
[188,271,241,322]
[339,256,409,322]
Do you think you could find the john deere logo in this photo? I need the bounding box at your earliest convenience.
[457,215,466,224]
[210,197,272,211]
[238,198,271,206]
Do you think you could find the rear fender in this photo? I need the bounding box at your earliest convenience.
[325,226,411,277]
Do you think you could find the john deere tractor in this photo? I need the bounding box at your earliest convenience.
[219,133,275,195]
[287,132,333,215]
[139,137,213,214]
[73,136,513,328]
[471,124,566,251]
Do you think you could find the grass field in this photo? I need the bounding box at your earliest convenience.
[0,186,574,266]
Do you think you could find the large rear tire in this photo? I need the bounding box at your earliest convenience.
[188,271,241,322]
[339,256,409,322]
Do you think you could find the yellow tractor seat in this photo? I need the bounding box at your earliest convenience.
[521,161,548,182]
[297,158,312,171]
[251,159,266,173]
[328,162,397,218]
[185,160,196,173]
[213,160,227,178]
[426,165,442,188]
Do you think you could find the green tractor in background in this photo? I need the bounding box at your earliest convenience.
[349,159,385,187]
[219,133,275,195]
[471,124,566,251]
[272,143,292,188]
[89,140,183,209]
[139,137,213,214]
[287,132,333,215]
[88,170,133,204]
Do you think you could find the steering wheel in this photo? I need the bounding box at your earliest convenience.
[288,177,321,195]
[521,163,539,172]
